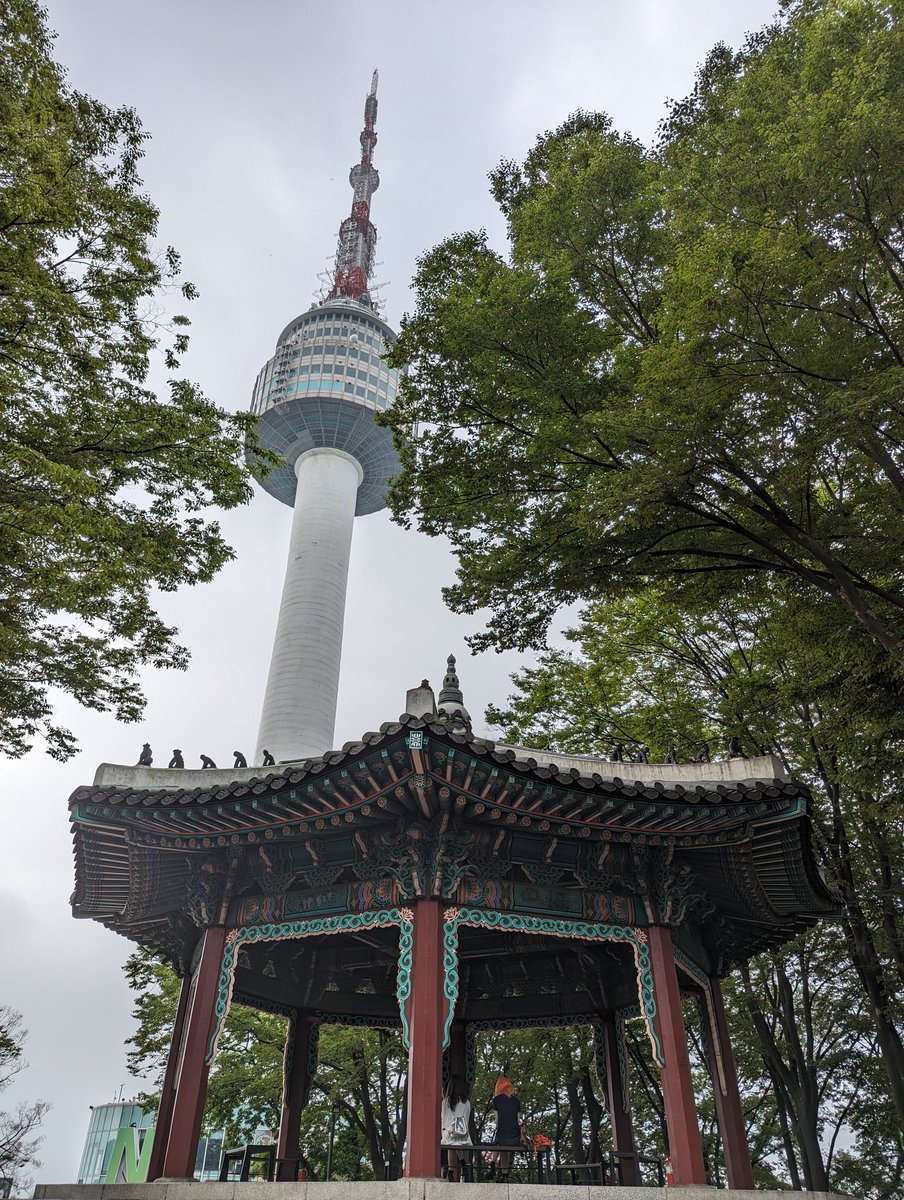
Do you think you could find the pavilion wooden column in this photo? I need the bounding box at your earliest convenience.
[704,978,755,1189]
[160,925,228,1179]
[600,1017,638,1185]
[146,973,193,1181]
[276,1011,318,1180]
[404,898,444,1178]
[647,925,707,1186]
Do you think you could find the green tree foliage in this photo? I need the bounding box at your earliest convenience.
[383,0,904,668]
[0,0,273,759]
[0,1006,49,1193]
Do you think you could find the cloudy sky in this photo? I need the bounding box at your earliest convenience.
[0,0,779,1182]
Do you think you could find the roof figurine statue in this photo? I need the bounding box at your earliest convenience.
[136,743,152,767]
[728,735,746,759]
[168,749,184,769]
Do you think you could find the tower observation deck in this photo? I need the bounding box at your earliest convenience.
[248,71,401,764]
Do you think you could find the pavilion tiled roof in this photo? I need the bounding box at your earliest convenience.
[68,713,840,976]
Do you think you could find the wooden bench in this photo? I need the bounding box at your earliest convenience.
[554,1150,664,1186]
[440,1141,550,1183]
[218,1143,276,1182]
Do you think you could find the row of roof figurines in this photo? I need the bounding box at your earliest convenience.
[135,745,274,769]
[132,735,749,773]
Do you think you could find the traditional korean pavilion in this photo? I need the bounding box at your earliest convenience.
[68,664,839,1186]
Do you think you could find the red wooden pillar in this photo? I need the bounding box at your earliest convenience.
[600,1017,638,1185]
[276,1011,317,1180]
[160,925,228,1179]
[404,898,444,1178]
[646,925,707,1186]
[705,978,755,1189]
[146,973,193,1180]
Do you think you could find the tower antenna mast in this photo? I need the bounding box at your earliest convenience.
[326,68,380,310]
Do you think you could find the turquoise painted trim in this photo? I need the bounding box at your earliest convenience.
[206,906,414,1063]
[673,945,708,987]
[318,1012,401,1030]
[616,1013,630,1111]
[443,907,664,1066]
[467,1012,595,1033]
[441,916,460,1049]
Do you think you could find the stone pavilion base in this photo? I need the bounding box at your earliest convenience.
[33,1184,855,1200]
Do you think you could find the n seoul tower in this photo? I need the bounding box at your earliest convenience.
[249,71,400,764]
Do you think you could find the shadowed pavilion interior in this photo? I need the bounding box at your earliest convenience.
[67,672,840,1185]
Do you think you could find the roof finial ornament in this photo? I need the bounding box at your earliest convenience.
[438,654,463,707]
[437,653,471,732]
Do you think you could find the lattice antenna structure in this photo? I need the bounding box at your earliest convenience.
[326,69,380,310]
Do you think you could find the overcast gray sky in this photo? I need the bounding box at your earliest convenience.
[0,0,780,1182]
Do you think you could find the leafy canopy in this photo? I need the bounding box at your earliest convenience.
[0,0,274,759]
[383,0,904,664]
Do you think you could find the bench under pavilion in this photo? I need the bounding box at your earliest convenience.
[66,668,839,1186]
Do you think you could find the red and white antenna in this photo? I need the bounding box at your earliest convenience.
[326,69,380,310]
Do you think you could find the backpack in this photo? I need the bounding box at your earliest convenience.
[450,1111,468,1139]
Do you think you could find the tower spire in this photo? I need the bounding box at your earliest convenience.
[326,68,380,310]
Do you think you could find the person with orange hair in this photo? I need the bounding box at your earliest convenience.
[490,1075,522,1182]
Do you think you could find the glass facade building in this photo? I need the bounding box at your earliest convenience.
[76,1103,224,1184]
[76,1103,154,1185]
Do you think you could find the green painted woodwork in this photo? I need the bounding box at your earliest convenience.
[442,906,665,1065]
[207,907,414,1063]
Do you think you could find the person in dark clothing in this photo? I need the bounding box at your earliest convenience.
[491,1075,521,1182]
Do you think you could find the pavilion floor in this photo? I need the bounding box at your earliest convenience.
[33,1184,856,1200]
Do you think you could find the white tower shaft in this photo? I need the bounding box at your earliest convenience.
[255,448,363,763]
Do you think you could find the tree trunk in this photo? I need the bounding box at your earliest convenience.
[819,786,904,1126]
[581,1068,604,1165]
